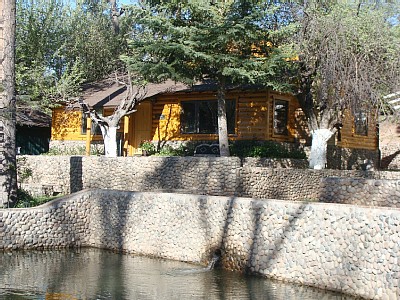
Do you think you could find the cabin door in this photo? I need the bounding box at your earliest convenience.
[132,102,152,155]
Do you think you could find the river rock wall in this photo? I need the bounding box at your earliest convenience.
[320,177,400,208]
[17,156,400,207]
[0,189,398,300]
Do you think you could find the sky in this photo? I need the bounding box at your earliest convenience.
[119,0,138,5]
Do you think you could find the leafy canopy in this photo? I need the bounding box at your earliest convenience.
[16,0,129,110]
[292,2,400,130]
[123,1,297,90]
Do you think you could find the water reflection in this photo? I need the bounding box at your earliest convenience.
[0,248,355,300]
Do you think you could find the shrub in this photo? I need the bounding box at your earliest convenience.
[140,140,156,155]
[44,144,105,156]
[16,189,58,208]
[229,140,306,159]
[155,143,195,156]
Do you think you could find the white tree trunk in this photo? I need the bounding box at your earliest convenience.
[309,129,334,169]
[217,83,230,157]
[102,126,118,157]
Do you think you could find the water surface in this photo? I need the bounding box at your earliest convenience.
[0,248,355,299]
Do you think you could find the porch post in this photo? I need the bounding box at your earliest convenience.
[85,117,91,155]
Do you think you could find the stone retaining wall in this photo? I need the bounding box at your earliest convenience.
[0,189,399,299]
[320,177,400,208]
[18,156,400,207]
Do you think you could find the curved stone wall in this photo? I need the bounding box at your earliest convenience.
[0,189,399,299]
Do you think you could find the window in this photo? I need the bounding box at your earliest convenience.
[354,111,368,136]
[273,99,288,135]
[181,99,236,134]
[81,109,102,135]
[81,113,88,135]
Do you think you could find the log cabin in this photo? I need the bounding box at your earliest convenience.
[51,79,378,167]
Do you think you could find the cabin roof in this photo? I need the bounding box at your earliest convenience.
[80,78,266,109]
[16,107,51,128]
[81,79,190,108]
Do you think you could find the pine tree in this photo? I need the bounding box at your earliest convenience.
[124,1,295,156]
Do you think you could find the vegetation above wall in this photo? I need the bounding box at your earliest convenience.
[229,141,306,159]
[153,140,306,159]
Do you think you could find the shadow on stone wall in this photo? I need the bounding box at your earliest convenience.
[70,156,83,193]
[381,150,400,170]
[138,157,238,196]
[97,191,130,252]
[327,146,379,170]
[246,201,310,274]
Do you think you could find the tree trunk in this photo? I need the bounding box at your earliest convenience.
[217,82,230,157]
[0,0,17,208]
[102,126,118,157]
[109,0,120,34]
[309,128,334,169]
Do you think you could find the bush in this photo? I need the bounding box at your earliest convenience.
[44,145,104,156]
[16,189,58,208]
[155,143,195,156]
[45,145,86,156]
[229,140,306,159]
[140,140,156,155]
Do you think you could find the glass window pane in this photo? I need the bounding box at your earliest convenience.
[226,99,236,134]
[198,101,218,134]
[81,114,87,135]
[181,102,197,133]
[91,108,103,135]
[274,100,288,135]
[180,99,236,135]
[354,111,368,136]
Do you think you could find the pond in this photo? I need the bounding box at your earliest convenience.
[0,248,356,300]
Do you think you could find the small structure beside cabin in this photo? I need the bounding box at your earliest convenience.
[16,107,51,155]
[50,79,379,169]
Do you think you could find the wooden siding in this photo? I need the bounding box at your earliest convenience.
[150,90,307,143]
[236,92,268,140]
[337,111,378,150]
[51,91,378,153]
[52,108,86,141]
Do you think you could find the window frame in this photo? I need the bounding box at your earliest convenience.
[273,99,289,136]
[81,108,103,136]
[180,99,237,135]
[354,111,368,136]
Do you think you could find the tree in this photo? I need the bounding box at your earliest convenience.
[80,74,147,157]
[15,0,129,111]
[0,0,18,207]
[124,1,295,156]
[292,3,400,169]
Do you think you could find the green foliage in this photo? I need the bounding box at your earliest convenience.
[229,141,306,159]
[16,157,33,186]
[124,1,297,156]
[44,144,105,156]
[16,189,59,208]
[155,143,195,156]
[292,2,400,128]
[124,2,296,90]
[44,146,86,156]
[139,140,156,154]
[16,0,129,110]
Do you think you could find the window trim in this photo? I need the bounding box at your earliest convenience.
[180,99,237,135]
[81,108,103,136]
